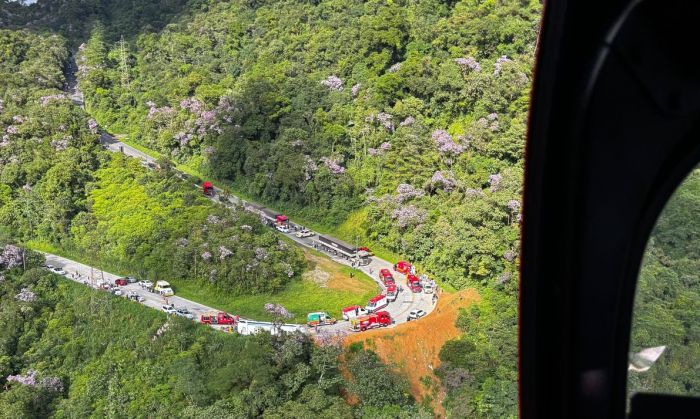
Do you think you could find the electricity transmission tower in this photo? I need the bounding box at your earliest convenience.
[117,36,130,88]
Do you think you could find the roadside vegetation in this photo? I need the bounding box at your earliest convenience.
[0,29,370,328]
[0,247,354,417]
[4,1,698,418]
[168,249,378,323]
[3,1,536,416]
[73,2,536,413]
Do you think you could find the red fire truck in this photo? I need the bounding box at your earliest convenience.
[349,311,392,332]
[394,260,412,275]
[379,268,395,285]
[200,312,236,325]
[407,274,423,293]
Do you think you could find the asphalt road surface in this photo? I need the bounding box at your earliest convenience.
[43,253,235,331]
[64,62,437,335]
[43,251,439,335]
[92,133,438,330]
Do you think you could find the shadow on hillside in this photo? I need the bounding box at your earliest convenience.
[0,0,198,44]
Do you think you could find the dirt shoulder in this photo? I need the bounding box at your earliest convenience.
[342,288,480,417]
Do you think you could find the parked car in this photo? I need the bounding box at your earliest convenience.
[114,278,128,286]
[112,289,123,296]
[423,284,434,294]
[357,246,373,256]
[55,268,67,276]
[127,292,145,302]
[162,305,177,315]
[126,276,137,283]
[408,309,426,320]
[295,229,314,238]
[139,280,153,289]
[175,308,194,320]
[276,225,291,233]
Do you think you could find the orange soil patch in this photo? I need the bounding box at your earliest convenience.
[342,288,480,417]
[302,249,377,293]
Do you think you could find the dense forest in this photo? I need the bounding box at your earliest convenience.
[71,2,537,413]
[1,0,698,418]
[72,0,537,289]
[0,29,306,298]
[627,168,700,397]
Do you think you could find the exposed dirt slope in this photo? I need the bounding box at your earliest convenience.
[343,288,480,417]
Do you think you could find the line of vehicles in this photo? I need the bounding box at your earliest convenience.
[45,264,138,296]
[45,263,177,304]
[203,181,375,265]
[306,260,436,332]
[46,182,437,339]
[194,311,306,336]
[138,280,174,297]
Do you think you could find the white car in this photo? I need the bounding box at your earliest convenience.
[126,276,138,283]
[55,268,67,276]
[139,280,154,289]
[162,305,177,315]
[408,309,427,320]
[127,292,145,303]
[276,225,290,233]
[295,229,314,238]
[423,284,434,294]
[175,308,195,320]
[112,289,123,296]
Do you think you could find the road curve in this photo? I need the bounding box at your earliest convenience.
[93,132,438,333]
[64,55,437,335]
[42,250,438,336]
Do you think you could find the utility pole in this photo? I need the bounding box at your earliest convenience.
[117,36,130,89]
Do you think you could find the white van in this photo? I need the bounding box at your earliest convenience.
[154,280,174,296]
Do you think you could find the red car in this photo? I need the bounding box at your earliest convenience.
[357,246,373,255]
[202,181,214,196]
[200,312,236,325]
[114,278,128,286]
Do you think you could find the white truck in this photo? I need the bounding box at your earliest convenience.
[154,280,174,296]
[236,319,306,336]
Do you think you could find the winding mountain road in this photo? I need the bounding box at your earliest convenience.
[59,55,437,336]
